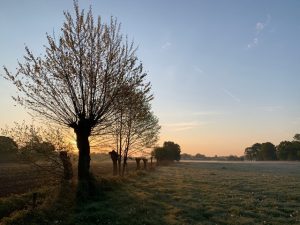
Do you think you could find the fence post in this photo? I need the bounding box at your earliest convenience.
[135,157,141,170]
[142,158,148,170]
[109,150,118,176]
[59,151,73,180]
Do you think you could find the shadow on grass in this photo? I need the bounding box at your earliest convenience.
[71,171,167,225]
[1,170,169,225]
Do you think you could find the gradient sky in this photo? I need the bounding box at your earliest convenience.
[1,0,300,156]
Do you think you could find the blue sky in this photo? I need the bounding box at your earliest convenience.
[1,0,300,156]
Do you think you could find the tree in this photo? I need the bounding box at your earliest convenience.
[0,136,18,153]
[294,141,300,159]
[276,141,291,160]
[20,136,56,160]
[0,136,18,162]
[244,147,254,161]
[260,142,277,160]
[109,82,160,176]
[293,134,300,142]
[244,143,261,161]
[152,141,181,163]
[3,2,150,181]
[181,153,193,160]
[277,141,300,160]
[195,153,206,159]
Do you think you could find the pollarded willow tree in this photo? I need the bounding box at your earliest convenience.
[3,2,152,181]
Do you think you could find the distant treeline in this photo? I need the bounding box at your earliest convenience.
[245,134,300,161]
[180,153,243,161]
[181,134,300,162]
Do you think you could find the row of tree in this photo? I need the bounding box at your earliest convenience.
[1,1,160,184]
[180,153,243,161]
[244,134,300,161]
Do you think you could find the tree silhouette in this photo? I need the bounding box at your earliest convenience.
[152,141,181,163]
[260,142,277,160]
[111,85,160,175]
[0,136,18,153]
[293,134,300,142]
[244,143,261,161]
[277,140,300,160]
[3,2,150,181]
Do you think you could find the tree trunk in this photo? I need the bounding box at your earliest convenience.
[113,160,118,176]
[74,121,91,181]
[135,158,141,170]
[122,157,127,177]
[142,158,148,170]
[118,155,122,175]
[109,150,118,176]
[122,147,129,176]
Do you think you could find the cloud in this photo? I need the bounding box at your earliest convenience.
[222,88,241,103]
[247,37,258,49]
[162,41,171,49]
[256,22,265,33]
[247,14,271,49]
[162,121,209,132]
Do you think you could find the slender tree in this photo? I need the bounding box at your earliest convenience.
[121,104,160,175]
[111,83,160,176]
[3,2,149,181]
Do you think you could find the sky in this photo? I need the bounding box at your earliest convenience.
[0,0,300,156]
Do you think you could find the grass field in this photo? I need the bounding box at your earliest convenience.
[0,161,300,225]
[0,163,58,197]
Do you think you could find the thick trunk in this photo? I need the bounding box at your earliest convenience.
[74,121,91,181]
[109,150,118,176]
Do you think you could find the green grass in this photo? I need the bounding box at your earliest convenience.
[1,161,300,225]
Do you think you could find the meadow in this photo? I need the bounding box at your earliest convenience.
[0,161,300,225]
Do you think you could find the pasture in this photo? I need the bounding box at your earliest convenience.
[0,161,300,224]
